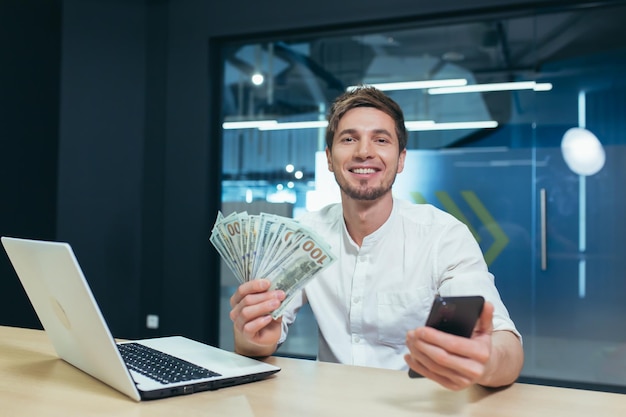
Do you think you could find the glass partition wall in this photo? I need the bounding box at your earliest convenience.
[216,2,626,391]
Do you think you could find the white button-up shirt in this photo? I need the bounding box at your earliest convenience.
[279,198,520,370]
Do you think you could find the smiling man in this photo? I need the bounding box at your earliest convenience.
[229,86,524,390]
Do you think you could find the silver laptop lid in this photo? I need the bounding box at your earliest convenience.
[2,236,280,401]
[2,236,143,401]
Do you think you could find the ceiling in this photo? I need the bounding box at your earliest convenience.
[221,2,626,127]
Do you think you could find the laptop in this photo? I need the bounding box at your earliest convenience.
[1,236,280,401]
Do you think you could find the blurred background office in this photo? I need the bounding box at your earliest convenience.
[1,0,625,393]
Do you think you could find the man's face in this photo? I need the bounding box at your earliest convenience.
[326,107,406,201]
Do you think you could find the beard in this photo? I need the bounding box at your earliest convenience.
[335,176,396,201]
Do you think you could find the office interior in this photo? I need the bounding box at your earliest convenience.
[1,0,625,394]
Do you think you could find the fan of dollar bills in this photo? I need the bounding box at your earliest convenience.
[210,211,336,318]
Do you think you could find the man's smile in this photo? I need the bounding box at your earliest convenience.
[350,167,379,175]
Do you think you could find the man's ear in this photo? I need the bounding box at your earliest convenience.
[397,148,407,173]
[326,147,333,172]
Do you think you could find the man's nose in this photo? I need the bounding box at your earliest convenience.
[355,140,372,158]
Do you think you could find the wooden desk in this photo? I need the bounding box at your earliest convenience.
[1,325,624,416]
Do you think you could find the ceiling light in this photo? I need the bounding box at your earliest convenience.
[222,120,278,129]
[347,79,467,92]
[442,51,465,62]
[561,127,605,176]
[258,120,328,130]
[406,121,498,131]
[224,118,497,132]
[251,72,264,85]
[404,120,436,129]
[428,81,553,95]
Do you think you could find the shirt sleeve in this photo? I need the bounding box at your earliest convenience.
[277,288,307,345]
[435,221,522,340]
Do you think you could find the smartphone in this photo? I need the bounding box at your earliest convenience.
[408,295,485,379]
[425,295,485,337]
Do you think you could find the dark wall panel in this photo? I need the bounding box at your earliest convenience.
[57,0,147,338]
[0,0,61,328]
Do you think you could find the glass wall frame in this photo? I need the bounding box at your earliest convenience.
[214,1,626,392]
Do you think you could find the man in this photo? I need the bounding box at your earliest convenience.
[229,86,524,390]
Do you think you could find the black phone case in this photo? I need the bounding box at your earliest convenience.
[408,295,485,379]
[425,295,485,338]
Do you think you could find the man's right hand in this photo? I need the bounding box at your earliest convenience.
[229,278,286,357]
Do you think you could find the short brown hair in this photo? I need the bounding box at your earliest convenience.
[325,85,407,152]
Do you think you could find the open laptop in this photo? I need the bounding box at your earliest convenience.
[1,236,280,401]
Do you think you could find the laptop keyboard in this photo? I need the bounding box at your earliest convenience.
[118,342,221,384]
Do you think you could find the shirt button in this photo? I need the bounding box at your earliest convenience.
[353,296,361,304]
[352,335,360,343]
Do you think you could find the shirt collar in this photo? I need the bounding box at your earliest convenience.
[341,199,397,250]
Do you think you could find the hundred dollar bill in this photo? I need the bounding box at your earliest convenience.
[223,212,246,259]
[254,215,304,279]
[250,213,286,280]
[266,234,336,319]
[209,211,336,314]
[243,214,260,282]
[210,211,247,283]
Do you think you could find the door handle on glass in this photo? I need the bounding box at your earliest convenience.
[540,188,547,271]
